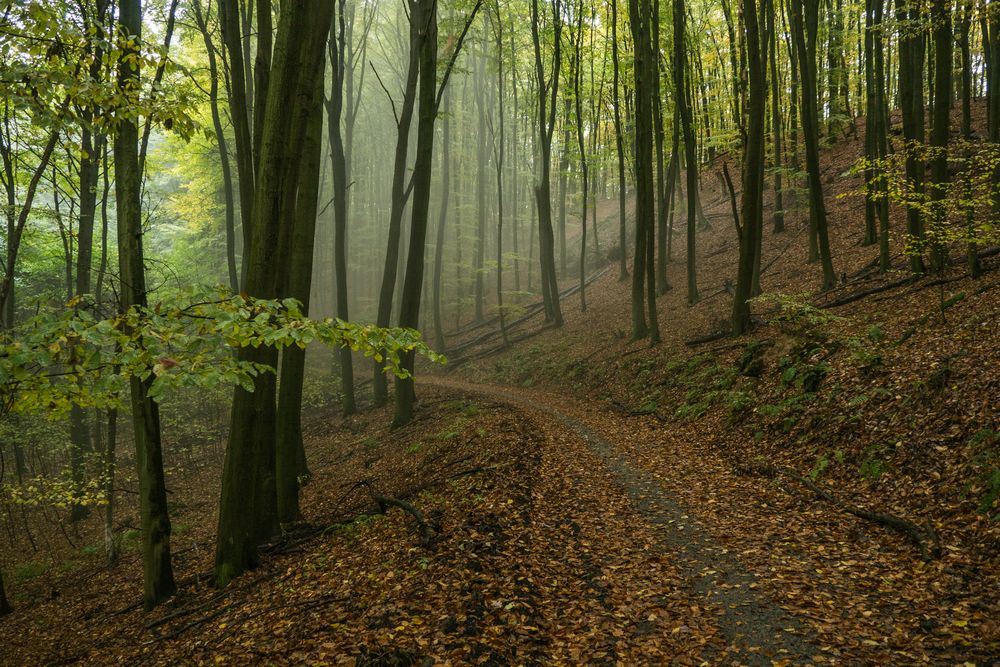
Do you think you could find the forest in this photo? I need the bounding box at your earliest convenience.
[0,0,998,663]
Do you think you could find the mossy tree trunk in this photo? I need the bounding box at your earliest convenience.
[215,0,332,586]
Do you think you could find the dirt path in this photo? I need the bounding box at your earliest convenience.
[423,376,821,665]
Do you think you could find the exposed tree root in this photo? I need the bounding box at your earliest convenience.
[740,463,941,561]
[360,480,433,547]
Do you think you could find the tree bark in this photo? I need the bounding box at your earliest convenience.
[393,0,439,427]
[215,0,332,586]
[115,0,176,610]
[789,0,837,289]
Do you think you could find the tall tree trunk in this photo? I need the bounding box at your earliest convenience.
[572,0,589,310]
[790,0,837,289]
[327,1,357,415]
[372,15,422,407]
[557,97,572,278]
[432,91,451,352]
[475,37,488,322]
[928,0,951,272]
[630,0,660,340]
[194,0,239,291]
[960,0,980,277]
[733,0,767,335]
[115,0,176,610]
[218,0,256,256]
[611,0,629,281]
[493,2,511,340]
[531,0,564,326]
[275,56,325,525]
[898,0,927,274]
[215,0,332,586]
[674,0,701,304]
[393,0,439,427]
[767,0,784,234]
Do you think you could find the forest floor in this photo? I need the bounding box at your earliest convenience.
[2,113,1000,665]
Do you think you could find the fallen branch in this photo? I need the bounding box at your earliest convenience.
[360,481,433,547]
[743,463,941,561]
[819,275,916,309]
[685,330,730,347]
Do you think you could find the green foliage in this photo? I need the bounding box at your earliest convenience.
[1,467,108,509]
[0,1,197,139]
[810,453,830,482]
[968,429,1000,521]
[853,140,1000,260]
[0,291,446,419]
[752,293,845,344]
[859,444,889,482]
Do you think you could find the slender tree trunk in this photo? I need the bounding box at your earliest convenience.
[557,97,572,279]
[674,0,701,304]
[790,0,837,289]
[611,0,629,281]
[572,0,589,310]
[194,0,239,291]
[327,2,356,415]
[475,37,488,322]
[115,0,176,610]
[276,56,325,525]
[767,0,784,234]
[493,2,511,339]
[960,0,980,277]
[898,0,927,274]
[372,15,422,407]
[393,0,438,427]
[733,0,767,335]
[531,0,564,326]
[928,0,951,273]
[433,91,451,351]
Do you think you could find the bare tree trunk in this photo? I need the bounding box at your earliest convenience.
[116,0,175,609]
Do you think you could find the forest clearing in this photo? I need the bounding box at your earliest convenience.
[1,0,999,664]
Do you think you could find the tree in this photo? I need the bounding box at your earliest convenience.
[927,0,952,272]
[215,0,334,586]
[732,0,767,335]
[674,0,700,304]
[115,0,176,610]
[610,0,629,281]
[630,0,660,342]
[326,0,357,416]
[393,0,439,427]
[531,0,565,326]
[192,0,240,291]
[789,0,837,289]
[863,0,891,272]
[371,2,422,407]
[393,0,482,427]
[897,0,927,274]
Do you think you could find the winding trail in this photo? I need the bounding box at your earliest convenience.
[423,376,820,665]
